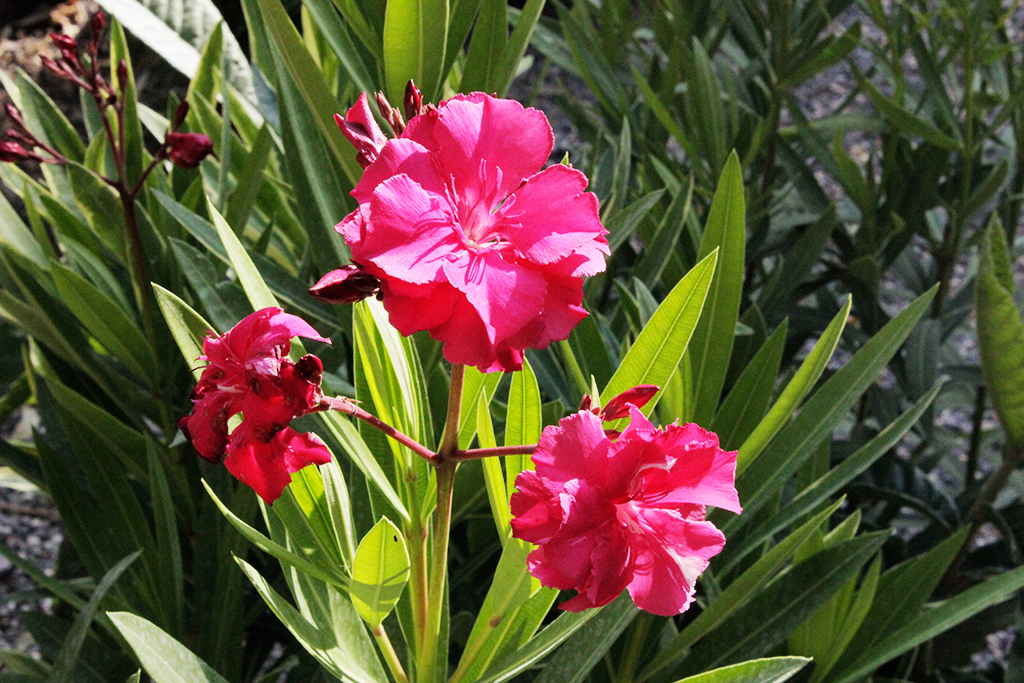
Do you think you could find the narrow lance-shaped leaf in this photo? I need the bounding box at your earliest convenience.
[350,516,410,628]
[976,218,1024,449]
[668,658,810,683]
[737,298,850,473]
[601,250,718,421]
[110,612,232,683]
[383,0,449,103]
[687,150,745,426]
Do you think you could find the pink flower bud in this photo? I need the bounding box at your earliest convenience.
[173,101,190,130]
[40,54,64,78]
[116,60,128,85]
[166,131,214,168]
[599,385,660,421]
[404,80,424,120]
[308,265,381,304]
[90,11,106,36]
[50,33,78,55]
[0,141,42,163]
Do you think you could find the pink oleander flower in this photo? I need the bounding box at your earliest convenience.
[179,307,332,503]
[510,402,742,616]
[316,88,609,373]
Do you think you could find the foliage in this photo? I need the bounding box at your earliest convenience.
[0,0,1023,682]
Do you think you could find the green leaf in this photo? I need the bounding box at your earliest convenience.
[153,284,214,378]
[638,501,843,682]
[314,411,411,523]
[829,528,968,681]
[460,0,508,93]
[94,0,253,98]
[477,392,510,538]
[673,531,890,677]
[687,150,745,426]
[505,356,541,496]
[255,0,362,184]
[735,289,935,522]
[856,75,959,150]
[208,198,277,311]
[711,320,786,450]
[108,19,144,186]
[736,298,850,473]
[146,443,184,638]
[976,219,1024,448]
[453,538,543,683]
[382,0,449,103]
[65,162,126,256]
[235,557,387,683]
[109,612,231,683]
[731,380,942,570]
[202,480,350,589]
[669,658,810,683]
[0,186,47,269]
[601,250,718,420]
[350,516,410,628]
[224,123,274,231]
[46,551,140,683]
[15,71,85,163]
[492,0,544,96]
[533,593,637,683]
[829,562,1024,683]
[474,597,606,683]
[50,262,157,382]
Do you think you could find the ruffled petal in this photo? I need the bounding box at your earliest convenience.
[498,165,608,267]
[432,95,552,204]
[442,249,548,348]
[361,174,461,285]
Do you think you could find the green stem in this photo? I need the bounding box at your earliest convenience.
[417,364,465,683]
[373,624,410,683]
[559,340,590,398]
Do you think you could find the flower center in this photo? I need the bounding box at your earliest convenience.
[452,160,511,250]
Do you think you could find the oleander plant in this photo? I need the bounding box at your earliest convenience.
[2,0,1024,682]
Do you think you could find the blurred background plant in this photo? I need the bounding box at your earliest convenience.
[0,0,1024,681]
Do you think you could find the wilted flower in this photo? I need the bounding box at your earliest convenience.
[166,131,214,169]
[510,403,741,616]
[319,87,609,373]
[179,307,332,503]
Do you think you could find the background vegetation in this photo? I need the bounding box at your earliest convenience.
[2,0,1024,681]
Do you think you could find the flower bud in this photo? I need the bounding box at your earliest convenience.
[0,141,41,163]
[404,80,424,120]
[40,54,64,78]
[308,265,381,304]
[599,384,660,421]
[173,101,190,130]
[90,11,106,37]
[116,60,128,86]
[374,91,405,136]
[165,131,214,169]
[50,33,78,55]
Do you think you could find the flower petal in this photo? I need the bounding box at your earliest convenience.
[498,164,608,268]
[442,249,547,350]
[432,95,553,203]
[362,174,461,284]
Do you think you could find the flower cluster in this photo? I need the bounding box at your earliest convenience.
[511,398,741,616]
[179,308,332,503]
[312,87,609,373]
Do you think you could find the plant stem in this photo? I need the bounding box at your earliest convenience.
[321,396,439,465]
[373,624,410,683]
[453,444,537,461]
[418,363,465,683]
